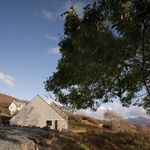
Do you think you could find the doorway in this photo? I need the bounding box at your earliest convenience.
[55,120,58,130]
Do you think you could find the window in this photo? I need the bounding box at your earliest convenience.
[46,120,52,126]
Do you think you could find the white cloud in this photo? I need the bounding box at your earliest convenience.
[108,101,149,119]
[45,34,58,41]
[0,72,15,87]
[48,47,60,54]
[0,73,5,80]
[42,9,55,20]
[35,9,55,20]
[76,101,150,120]
[35,1,87,21]
[77,106,108,119]
[4,79,14,87]
[122,105,148,118]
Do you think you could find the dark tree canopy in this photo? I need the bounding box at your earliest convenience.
[44,0,150,114]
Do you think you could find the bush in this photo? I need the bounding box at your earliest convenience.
[81,115,98,125]
[102,123,113,130]
[86,128,96,134]
[68,114,82,123]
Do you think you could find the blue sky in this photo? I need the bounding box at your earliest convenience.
[0,0,87,99]
[0,0,149,119]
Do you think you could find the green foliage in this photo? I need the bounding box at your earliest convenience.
[86,128,96,134]
[44,0,150,113]
[81,115,98,125]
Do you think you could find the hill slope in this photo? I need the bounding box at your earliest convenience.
[0,93,28,116]
[127,116,150,126]
[0,93,28,106]
[33,113,150,150]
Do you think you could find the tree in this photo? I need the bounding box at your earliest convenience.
[103,110,136,131]
[44,0,150,113]
[104,110,124,123]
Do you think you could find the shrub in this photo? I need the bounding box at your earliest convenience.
[81,115,98,125]
[102,123,113,130]
[68,114,82,123]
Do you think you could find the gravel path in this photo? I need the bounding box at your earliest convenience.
[0,126,45,150]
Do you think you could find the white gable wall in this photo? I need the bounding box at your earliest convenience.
[9,95,68,131]
[9,101,26,115]
[9,102,17,115]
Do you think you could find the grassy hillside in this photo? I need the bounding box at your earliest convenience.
[0,93,28,116]
[0,93,28,106]
[33,113,150,150]
[0,93,150,149]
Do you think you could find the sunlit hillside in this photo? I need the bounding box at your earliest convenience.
[33,112,150,150]
[0,93,28,116]
[0,93,28,106]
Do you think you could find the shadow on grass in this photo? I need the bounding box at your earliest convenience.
[56,137,85,150]
[77,130,150,150]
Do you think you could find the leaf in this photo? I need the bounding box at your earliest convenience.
[45,0,150,113]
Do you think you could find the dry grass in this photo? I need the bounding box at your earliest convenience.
[34,127,150,150]
[0,93,28,116]
[33,113,150,149]
[0,93,28,106]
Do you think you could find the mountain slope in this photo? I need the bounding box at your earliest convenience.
[127,116,150,126]
[0,93,28,107]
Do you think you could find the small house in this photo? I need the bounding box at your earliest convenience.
[9,101,26,115]
[9,95,68,131]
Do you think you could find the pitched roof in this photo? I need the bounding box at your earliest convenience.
[10,95,68,128]
[13,101,25,107]
[50,101,68,122]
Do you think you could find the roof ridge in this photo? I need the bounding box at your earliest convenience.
[50,102,68,122]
